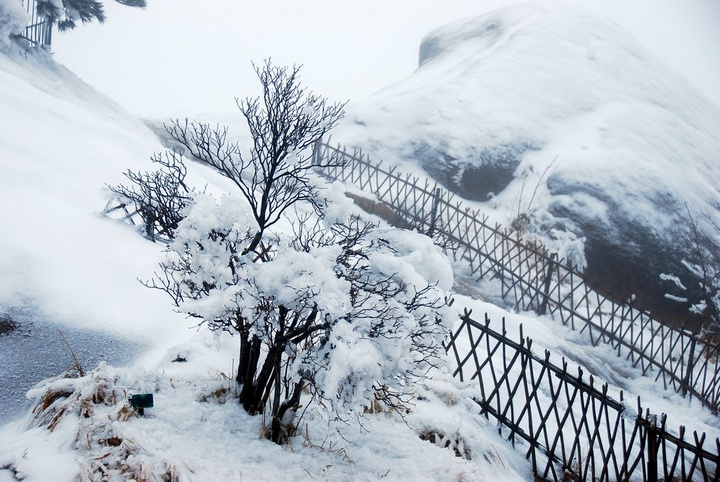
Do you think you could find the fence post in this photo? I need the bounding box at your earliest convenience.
[646,415,658,481]
[682,337,696,398]
[539,253,557,316]
[313,140,323,165]
[427,188,441,238]
[18,0,53,48]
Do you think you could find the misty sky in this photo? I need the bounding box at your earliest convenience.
[51,0,720,117]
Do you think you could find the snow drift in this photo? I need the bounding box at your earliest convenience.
[0,46,191,344]
[335,2,720,320]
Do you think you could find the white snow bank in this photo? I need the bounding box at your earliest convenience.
[0,47,195,350]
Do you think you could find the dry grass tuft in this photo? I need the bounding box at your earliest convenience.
[197,385,231,404]
[419,429,472,460]
[28,366,189,481]
[303,424,352,463]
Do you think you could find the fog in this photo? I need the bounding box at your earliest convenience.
[51,0,720,116]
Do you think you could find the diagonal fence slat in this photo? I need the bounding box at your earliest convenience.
[315,140,720,413]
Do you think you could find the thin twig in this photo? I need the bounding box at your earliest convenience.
[58,330,85,377]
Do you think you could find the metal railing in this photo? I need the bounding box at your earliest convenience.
[16,0,52,47]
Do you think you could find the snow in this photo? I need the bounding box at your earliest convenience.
[0,47,190,347]
[334,1,720,269]
[0,306,141,424]
[0,0,28,50]
[1,6,719,480]
[1,331,530,481]
[0,44,529,480]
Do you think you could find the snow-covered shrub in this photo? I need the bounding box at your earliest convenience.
[0,0,29,50]
[128,60,452,444]
[150,194,454,443]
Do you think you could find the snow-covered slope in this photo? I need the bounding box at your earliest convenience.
[335,2,720,318]
[0,46,531,480]
[0,47,187,344]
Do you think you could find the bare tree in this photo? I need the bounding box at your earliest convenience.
[683,211,720,330]
[165,60,347,255]
[108,150,191,242]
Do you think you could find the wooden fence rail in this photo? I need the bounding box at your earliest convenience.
[16,0,52,47]
[446,311,720,481]
[314,140,720,412]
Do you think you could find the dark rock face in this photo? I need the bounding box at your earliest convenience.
[455,164,515,201]
[0,314,18,336]
[547,176,701,326]
[415,142,535,201]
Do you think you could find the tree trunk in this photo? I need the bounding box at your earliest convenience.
[243,344,280,414]
[238,335,262,408]
[270,381,304,444]
[236,332,253,384]
[243,230,264,255]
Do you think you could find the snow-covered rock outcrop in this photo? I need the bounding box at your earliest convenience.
[336,2,720,319]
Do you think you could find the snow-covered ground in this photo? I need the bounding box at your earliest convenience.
[0,305,141,425]
[1,4,719,480]
[0,42,531,481]
[1,330,531,481]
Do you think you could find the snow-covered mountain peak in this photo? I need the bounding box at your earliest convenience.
[336,2,720,321]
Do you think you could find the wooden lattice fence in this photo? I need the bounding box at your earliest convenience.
[446,310,720,481]
[314,140,720,413]
[16,0,52,47]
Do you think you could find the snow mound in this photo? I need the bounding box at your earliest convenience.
[335,2,720,318]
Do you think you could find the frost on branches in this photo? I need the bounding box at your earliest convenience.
[147,194,454,443]
[113,59,454,444]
